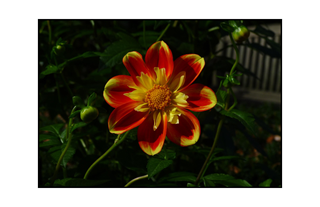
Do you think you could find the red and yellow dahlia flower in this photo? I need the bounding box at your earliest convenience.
[103,41,217,155]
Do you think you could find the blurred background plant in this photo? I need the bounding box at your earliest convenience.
[39,20,281,187]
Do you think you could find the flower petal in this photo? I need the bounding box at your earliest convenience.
[103,75,136,108]
[169,71,186,92]
[138,111,167,156]
[154,67,167,85]
[169,54,205,91]
[166,106,181,124]
[134,103,150,112]
[167,108,200,146]
[145,41,174,80]
[123,51,152,86]
[180,83,217,112]
[108,101,149,134]
[124,89,146,102]
[135,72,154,91]
[172,92,189,108]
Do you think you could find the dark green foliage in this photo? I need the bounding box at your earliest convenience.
[203,173,252,187]
[259,178,273,187]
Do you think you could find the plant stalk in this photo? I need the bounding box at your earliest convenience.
[227,88,237,111]
[229,33,239,75]
[83,130,130,179]
[50,106,77,186]
[156,23,171,42]
[124,174,148,187]
[194,117,225,185]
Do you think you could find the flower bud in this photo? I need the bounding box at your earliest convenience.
[80,106,99,123]
[54,44,65,56]
[232,25,250,43]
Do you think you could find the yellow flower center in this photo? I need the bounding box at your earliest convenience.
[145,84,172,111]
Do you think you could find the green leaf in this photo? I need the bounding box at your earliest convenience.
[155,149,176,160]
[216,179,252,187]
[203,178,216,187]
[39,139,61,148]
[223,78,230,87]
[219,109,259,136]
[259,179,272,187]
[187,183,198,187]
[204,173,235,181]
[80,51,106,58]
[245,42,280,58]
[253,25,275,37]
[228,20,239,28]
[158,172,197,183]
[53,178,109,187]
[48,144,76,167]
[265,38,281,56]
[220,22,234,33]
[40,124,64,138]
[87,92,97,106]
[60,129,66,143]
[71,122,87,132]
[55,37,63,45]
[39,134,58,142]
[60,144,76,167]
[69,110,81,118]
[147,158,173,178]
[216,89,227,108]
[99,32,142,71]
[208,26,219,32]
[204,173,252,187]
[229,76,240,85]
[41,65,60,76]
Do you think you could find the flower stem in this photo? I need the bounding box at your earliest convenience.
[83,130,130,180]
[50,106,77,186]
[194,117,225,185]
[156,23,171,42]
[229,33,239,75]
[194,90,230,186]
[124,174,148,187]
[227,88,237,111]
